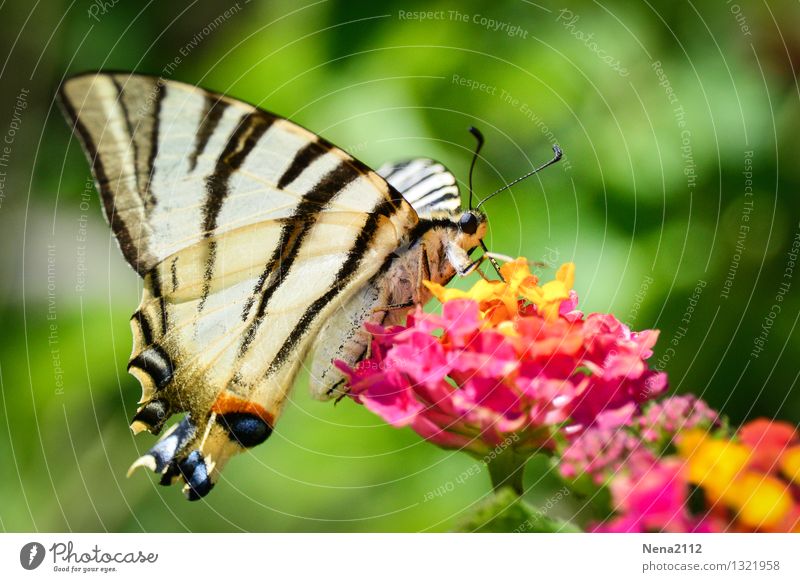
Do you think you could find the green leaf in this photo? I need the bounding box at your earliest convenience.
[453,488,580,532]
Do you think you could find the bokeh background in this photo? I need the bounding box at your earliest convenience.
[0,0,798,532]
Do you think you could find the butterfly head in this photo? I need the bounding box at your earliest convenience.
[456,208,487,247]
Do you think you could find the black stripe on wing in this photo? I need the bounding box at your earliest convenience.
[265,198,401,377]
[201,111,276,236]
[128,345,174,391]
[378,158,462,216]
[240,135,331,323]
[110,73,164,214]
[110,77,143,203]
[276,140,327,189]
[188,96,229,172]
[58,85,145,273]
[143,79,164,214]
[238,159,363,355]
[197,111,276,311]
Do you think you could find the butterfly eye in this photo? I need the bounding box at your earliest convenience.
[459,212,479,235]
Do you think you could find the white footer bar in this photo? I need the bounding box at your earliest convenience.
[1,533,798,581]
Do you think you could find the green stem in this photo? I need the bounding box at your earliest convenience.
[486,448,528,495]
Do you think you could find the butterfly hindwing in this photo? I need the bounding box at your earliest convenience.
[309,158,465,399]
[60,72,419,498]
[377,158,461,216]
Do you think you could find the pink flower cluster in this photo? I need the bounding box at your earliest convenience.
[588,415,800,533]
[337,288,667,458]
[562,398,800,533]
[639,395,719,443]
[560,396,719,485]
[337,259,800,532]
[599,458,718,533]
[559,396,721,532]
[559,404,654,485]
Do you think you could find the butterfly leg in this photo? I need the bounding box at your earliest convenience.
[372,302,414,314]
[458,255,485,276]
[417,240,432,298]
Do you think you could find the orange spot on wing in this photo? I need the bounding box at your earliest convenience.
[211,392,274,426]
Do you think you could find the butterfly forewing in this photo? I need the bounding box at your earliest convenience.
[59,72,419,499]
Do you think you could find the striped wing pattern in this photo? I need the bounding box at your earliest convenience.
[59,72,417,499]
[308,159,465,399]
[377,158,461,216]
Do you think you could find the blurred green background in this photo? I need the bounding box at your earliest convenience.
[0,0,798,531]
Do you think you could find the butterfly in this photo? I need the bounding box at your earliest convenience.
[58,72,561,500]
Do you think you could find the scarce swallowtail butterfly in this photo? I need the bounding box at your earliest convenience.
[58,72,562,500]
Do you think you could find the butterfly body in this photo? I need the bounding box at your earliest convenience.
[59,72,485,499]
[310,213,487,399]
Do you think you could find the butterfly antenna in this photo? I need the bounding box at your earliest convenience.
[467,126,484,209]
[475,145,563,210]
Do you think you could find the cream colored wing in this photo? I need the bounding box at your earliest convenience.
[309,158,465,399]
[59,72,418,499]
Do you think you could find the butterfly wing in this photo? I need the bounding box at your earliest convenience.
[309,158,464,399]
[377,158,461,217]
[59,72,418,499]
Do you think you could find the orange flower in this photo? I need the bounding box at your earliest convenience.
[424,258,576,324]
[678,427,799,531]
[678,430,751,503]
[522,262,575,321]
[780,445,800,485]
[739,418,798,473]
[727,472,794,530]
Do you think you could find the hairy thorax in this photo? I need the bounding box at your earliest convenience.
[382,228,458,325]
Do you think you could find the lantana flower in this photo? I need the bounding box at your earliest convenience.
[589,415,800,532]
[559,396,717,487]
[676,420,800,532]
[337,259,666,487]
[423,258,576,324]
[601,459,717,533]
[337,255,800,532]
